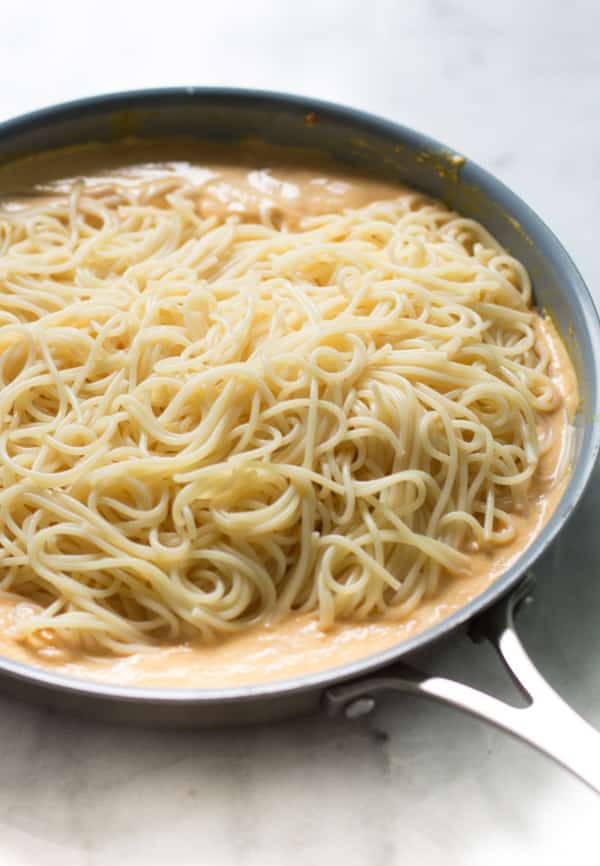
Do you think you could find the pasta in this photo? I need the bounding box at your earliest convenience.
[0,165,565,655]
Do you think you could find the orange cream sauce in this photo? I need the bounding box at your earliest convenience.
[0,137,406,230]
[0,145,579,688]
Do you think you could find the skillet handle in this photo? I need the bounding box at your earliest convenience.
[324,574,600,795]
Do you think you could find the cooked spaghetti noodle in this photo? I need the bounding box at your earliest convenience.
[0,165,566,654]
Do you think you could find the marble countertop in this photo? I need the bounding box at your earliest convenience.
[0,1,599,863]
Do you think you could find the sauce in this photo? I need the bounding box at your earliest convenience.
[0,148,579,688]
[0,137,407,230]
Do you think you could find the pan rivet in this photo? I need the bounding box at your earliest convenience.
[345,696,376,719]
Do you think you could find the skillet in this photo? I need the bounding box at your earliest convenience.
[0,88,598,792]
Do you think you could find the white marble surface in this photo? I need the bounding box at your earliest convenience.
[0,1,599,863]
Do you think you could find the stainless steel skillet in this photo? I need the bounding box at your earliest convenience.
[0,88,598,792]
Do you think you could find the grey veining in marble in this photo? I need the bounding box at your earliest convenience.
[0,1,599,863]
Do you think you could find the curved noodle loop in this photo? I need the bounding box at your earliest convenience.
[0,169,561,653]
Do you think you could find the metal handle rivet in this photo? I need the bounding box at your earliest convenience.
[345,696,376,719]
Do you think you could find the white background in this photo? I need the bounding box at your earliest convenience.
[0,1,599,863]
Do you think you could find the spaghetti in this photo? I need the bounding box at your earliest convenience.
[0,164,568,655]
